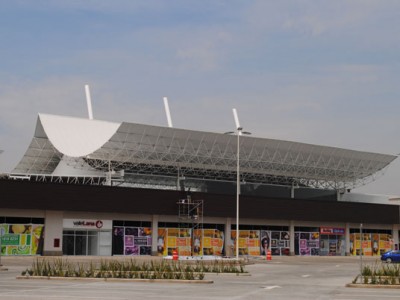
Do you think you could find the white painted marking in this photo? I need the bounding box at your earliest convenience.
[264,285,281,290]
[301,274,311,278]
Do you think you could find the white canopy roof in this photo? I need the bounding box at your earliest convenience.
[13,114,397,190]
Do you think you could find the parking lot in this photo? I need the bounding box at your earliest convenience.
[0,255,399,299]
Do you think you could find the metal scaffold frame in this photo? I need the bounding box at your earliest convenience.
[177,195,204,256]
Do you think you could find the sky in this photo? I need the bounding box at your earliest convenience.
[1,0,400,195]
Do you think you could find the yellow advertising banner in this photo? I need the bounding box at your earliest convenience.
[203,237,211,248]
[157,227,225,257]
[167,236,176,247]
[350,233,392,256]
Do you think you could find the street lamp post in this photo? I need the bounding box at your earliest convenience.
[226,128,251,260]
[235,128,241,261]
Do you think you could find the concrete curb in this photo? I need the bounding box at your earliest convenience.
[16,276,213,284]
[346,283,400,289]
[207,272,250,276]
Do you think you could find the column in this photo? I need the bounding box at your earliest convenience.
[345,223,351,256]
[225,218,232,257]
[151,215,159,256]
[43,210,63,256]
[289,220,295,256]
[392,224,399,250]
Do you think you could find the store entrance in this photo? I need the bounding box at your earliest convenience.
[63,230,111,255]
[320,235,345,256]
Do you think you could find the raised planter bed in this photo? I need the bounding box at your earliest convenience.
[19,258,247,283]
[348,262,400,288]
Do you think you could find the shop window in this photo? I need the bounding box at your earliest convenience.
[112,226,152,256]
[349,232,392,256]
[295,231,320,256]
[62,230,107,256]
[319,235,345,256]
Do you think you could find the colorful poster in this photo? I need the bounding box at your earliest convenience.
[31,225,44,255]
[260,230,270,255]
[271,231,290,256]
[112,226,152,256]
[157,228,167,256]
[158,228,224,257]
[0,223,44,256]
[160,228,192,256]
[350,233,392,256]
[231,230,260,256]
[261,231,280,256]
[297,232,319,256]
[193,230,202,255]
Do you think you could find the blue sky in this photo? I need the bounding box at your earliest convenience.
[1,0,400,194]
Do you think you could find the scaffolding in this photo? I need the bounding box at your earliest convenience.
[177,195,204,256]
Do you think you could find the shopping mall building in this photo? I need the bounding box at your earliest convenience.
[0,113,399,258]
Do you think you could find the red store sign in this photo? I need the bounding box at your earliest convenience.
[320,227,345,235]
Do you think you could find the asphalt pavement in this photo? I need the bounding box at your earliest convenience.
[0,255,399,300]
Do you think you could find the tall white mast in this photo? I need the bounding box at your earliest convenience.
[232,108,242,135]
[163,96,173,127]
[85,84,94,120]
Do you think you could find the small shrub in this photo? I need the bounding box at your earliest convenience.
[352,275,359,284]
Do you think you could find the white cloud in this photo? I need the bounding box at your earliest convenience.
[175,30,232,72]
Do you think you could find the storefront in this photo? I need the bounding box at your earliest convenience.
[295,227,320,256]
[349,229,392,256]
[112,221,152,256]
[229,226,290,257]
[319,227,345,256]
[62,219,112,256]
[156,222,225,257]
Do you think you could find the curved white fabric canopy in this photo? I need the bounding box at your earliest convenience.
[39,114,120,157]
